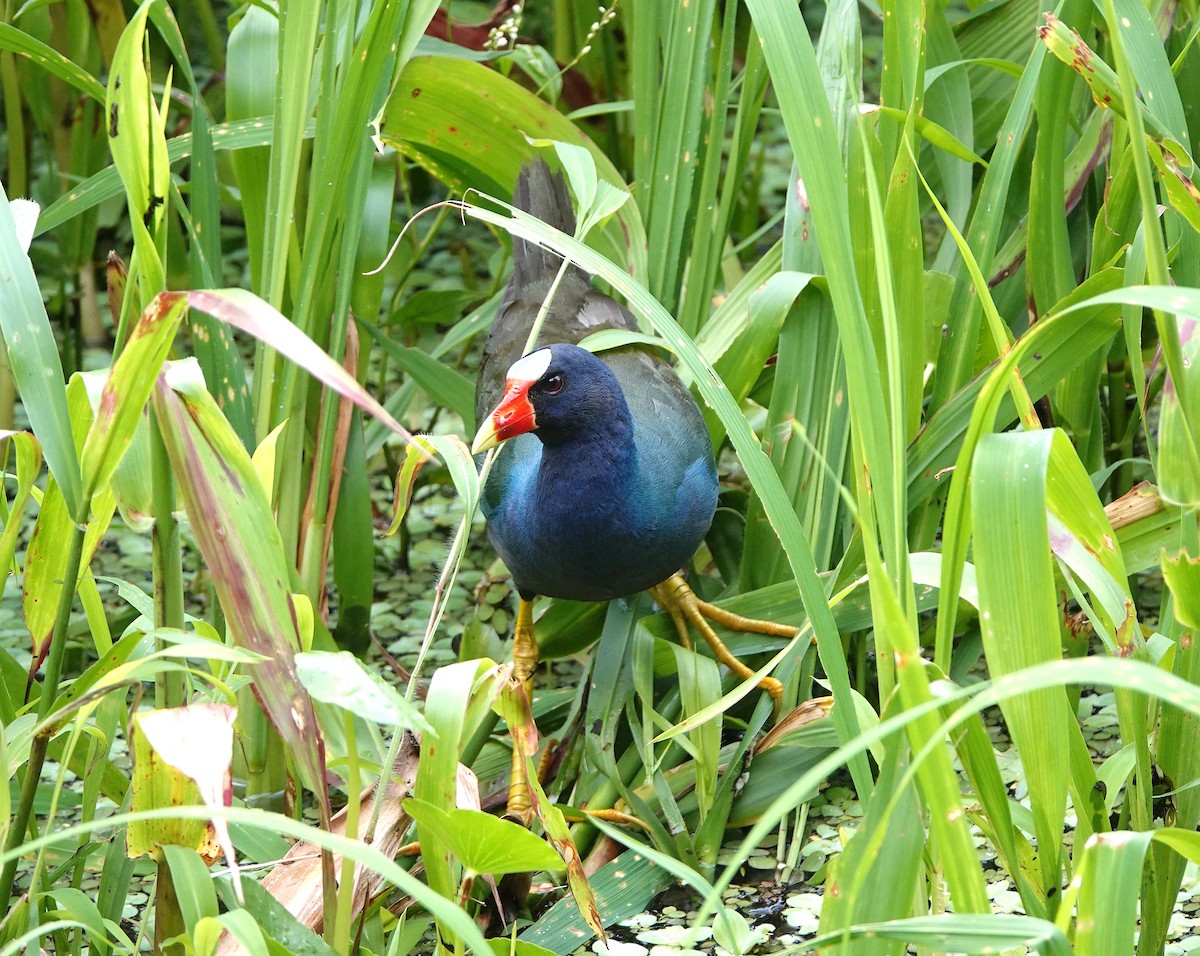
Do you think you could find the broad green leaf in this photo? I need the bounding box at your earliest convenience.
[195,911,268,956]
[820,722,924,954]
[577,329,675,356]
[251,419,287,507]
[388,436,437,535]
[703,270,810,447]
[222,878,339,956]
[810,914,1070,955]
[76,368,154,531]
[1042,435,1139,650]
[519,850,668,954]
[1068,830,1152,956]
[24,405,116,668]
[37,115,314,238]
[869,105,988,165]
[11,803,493,955]
[630,0,715,313]
[1159,312,1200,506]
[931,2,1044,408]
[161,844,220,933]
[224,4,276,293]
[405,798,565,875]
[667,644,721,820]
[152,4,253,448]
[44,888,112,947]
[295,651,431,733]
[486,941,555,956]
[413,658,504,905]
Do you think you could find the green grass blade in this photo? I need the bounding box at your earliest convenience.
[0,21,106,102]
[971,430,1073,894]
[0,187,82,516]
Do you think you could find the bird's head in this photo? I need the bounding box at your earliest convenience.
[472,344,628,453]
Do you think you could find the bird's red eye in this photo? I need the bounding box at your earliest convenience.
[543,374,564,394]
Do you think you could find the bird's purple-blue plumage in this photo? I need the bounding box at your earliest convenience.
[476,161,718,602]
[482,345,717,601]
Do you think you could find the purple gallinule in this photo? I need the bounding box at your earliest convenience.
[472,160,791,820]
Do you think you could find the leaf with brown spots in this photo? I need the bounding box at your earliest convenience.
[152,364,329,823]
[80,291,187,501]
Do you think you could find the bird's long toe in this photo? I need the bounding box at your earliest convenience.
[651,573,787,702]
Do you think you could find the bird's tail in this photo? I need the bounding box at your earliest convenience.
[510,158,586,288]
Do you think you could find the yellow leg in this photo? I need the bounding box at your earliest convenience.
[505,743,533,826]
[512,597,539,683]
[505,598,539,825]
[649,573,788,702]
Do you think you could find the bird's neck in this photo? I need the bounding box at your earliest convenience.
[535,411,636,509]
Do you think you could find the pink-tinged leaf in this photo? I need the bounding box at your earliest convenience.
[135,704,243,898]
[80,291,188,501]
[106,252,128,329]
[183,290,423,451]
[152,368,329,827]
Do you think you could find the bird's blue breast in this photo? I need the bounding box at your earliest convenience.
[481,350,717,602]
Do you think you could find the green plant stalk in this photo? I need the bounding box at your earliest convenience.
[553,0,572,63]
[28,715,90,953]
[241,699,286,803]
[333,709,362,955]
[188,0,225,73]
[154,858,186,955]
[0,41,24,437]
[299,146,373,602]
[151,411,186,708]
[1,48,26,197]
[0,516,88,907]
[251,0,321,442]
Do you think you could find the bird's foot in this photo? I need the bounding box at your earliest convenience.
[512,597,540,684]
[648,573,791,702]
